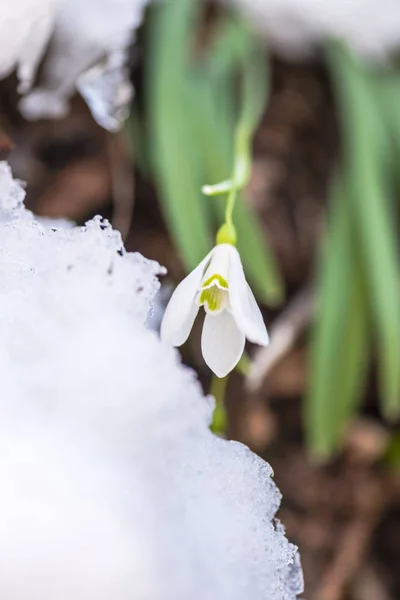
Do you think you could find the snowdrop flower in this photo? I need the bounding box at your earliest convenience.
[161,243,269,378]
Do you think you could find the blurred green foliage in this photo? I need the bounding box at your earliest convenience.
[385,432,400,471]
[307,175,370,456]
[143,0,284,306]
[129,3,400,460]
[308,41,400,458]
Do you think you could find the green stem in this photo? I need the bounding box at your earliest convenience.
[224,123,251,225]
[210,375,229,435]
[204,45,267,233]
[225,187,237,227]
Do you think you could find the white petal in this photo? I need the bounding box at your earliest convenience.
[228,247,269,346]
[201,312,245,378]
[201,243,232,287]
[160,250,213,346]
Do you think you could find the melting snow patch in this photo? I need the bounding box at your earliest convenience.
[0,161,303,600]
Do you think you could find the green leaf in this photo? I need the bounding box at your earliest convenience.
[327,40,400,419]
[307,177,369,458]
[385,433,400,471]
[204,17,253,79]
[145,0,212,271]
[377,74,400,186]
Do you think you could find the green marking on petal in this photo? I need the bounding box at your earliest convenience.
[199,285,225,312]
[202,274,228,289]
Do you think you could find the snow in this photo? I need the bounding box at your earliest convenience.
[0,160,303,599]
[227,0,400,60]
[0,0,54,92]
[0,0,147,130]
[18,0,149,130]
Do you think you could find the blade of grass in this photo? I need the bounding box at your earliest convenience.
[377,74,400,186]
[327,40,400,420]
[204,16,253,79]
[307,176,369,458]
[145,0,212,271]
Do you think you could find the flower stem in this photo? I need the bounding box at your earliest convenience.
[224,123,251,227]
[209,353,253,435]
[204,42,267,237]
[210,375,229,436]
[225,187,237,228]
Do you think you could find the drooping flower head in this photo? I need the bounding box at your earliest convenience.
[161,243,269,377]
